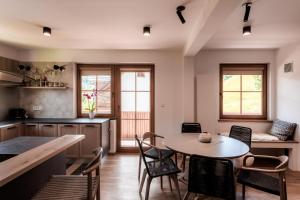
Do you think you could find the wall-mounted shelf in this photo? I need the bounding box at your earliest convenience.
[20,86,68,90]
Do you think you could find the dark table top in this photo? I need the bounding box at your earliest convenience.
[0,137,55,155]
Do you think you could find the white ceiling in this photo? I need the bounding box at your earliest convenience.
[204,0,300,49]
[0,0,209,50]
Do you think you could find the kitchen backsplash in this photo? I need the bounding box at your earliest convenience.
[19,62,76,118]
[0,87,19,120]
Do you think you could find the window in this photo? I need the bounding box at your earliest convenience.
[220,64,267,120]
[77,65,114,117]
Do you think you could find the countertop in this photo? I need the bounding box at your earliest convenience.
[0,118,110,128]
[0,137,55,155]
[0,135,85,187]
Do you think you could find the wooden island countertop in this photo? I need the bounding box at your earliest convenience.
[0,135,85,187]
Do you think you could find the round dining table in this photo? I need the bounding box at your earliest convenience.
[163,133,249,159]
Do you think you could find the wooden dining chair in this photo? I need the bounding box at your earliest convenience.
[31,147,103,200]
[237,154,289,200]
[135,135,182,200]
[183,155,236,200]
[138,132,175,182]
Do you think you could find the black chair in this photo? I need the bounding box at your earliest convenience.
[229,125,252,148]
[229,125,253,169]
[237,155,288,200]
[181,123,202,171]
[135,135,182,200]
[183,155,236,200]
[138,132,175,182]
[32,147,102,200]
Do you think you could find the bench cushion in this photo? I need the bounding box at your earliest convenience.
[269,120,297,141]
[252,133,279,142]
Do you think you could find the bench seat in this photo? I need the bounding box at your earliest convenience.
[220,132,298,149]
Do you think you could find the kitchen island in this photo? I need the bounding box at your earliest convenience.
[0,135,84,200]
[0,118,110,157]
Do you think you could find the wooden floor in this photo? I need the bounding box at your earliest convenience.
[100,154,300,200]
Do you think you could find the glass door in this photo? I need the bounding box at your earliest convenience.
[116,67,154,151]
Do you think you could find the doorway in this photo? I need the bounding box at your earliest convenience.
[116,65,154,152]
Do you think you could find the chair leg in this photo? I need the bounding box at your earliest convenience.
[139,169,147,193]
[171,174,182,200]
[280,175,287,200]
[160,176,163,189]
[145,176,153,200]
[183,192,190,200]
[97,176,101,200]
[138,155,142,181]
[181,154,186,171]
[168,176,173,191]
[242,184,245,200]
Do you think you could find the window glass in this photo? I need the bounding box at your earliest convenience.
[80,69,112,114]
[220,65,266,119]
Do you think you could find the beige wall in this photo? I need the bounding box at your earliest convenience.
[195,49,276,133]
[19,49,185,136]
[276,42,300,170]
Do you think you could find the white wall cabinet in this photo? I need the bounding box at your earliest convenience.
[58,124,80,157]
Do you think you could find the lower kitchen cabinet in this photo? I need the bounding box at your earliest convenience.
[0,124,20,141]
[58,124,80,158]
[79,124,100,158]
[0,120,110,158]
[23,123,39,136]
[39,124,58,137]
[79,121,110,158]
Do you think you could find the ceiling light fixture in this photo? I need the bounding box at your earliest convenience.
[242,2,252,22]
[243,25,251,36]
[43,27,51,37]
[143,26,151,36]
[176,6,186,24]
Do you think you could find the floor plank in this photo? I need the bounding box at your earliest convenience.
[100,154,300,200]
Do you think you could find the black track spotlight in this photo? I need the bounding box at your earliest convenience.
[176,6,186,24]
[43,27,51,37]
[243,25,251,36]
[143,26,151,37]
[243,2,252,22]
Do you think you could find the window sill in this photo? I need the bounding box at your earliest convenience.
[218,119,273,123]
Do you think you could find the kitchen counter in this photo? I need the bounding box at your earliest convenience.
[0,135,85,199]
[0,118,110,128]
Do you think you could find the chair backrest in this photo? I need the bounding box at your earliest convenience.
[135,134,151,175]
[82,147,103,200]
[141,132,164,146]
[188,155,236,200]
[229,125,252,147]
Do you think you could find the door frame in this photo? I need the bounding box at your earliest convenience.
[115,64,155,153]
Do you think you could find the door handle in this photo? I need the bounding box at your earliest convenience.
[42,124,54,127]
[26,124,37,127]
[7,126,17,130]
[64,125,74,127]
[85,125,96,128]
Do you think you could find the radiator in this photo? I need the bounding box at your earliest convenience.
[109,119,117,153]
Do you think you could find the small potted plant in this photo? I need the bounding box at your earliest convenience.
[83,90,97,119]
